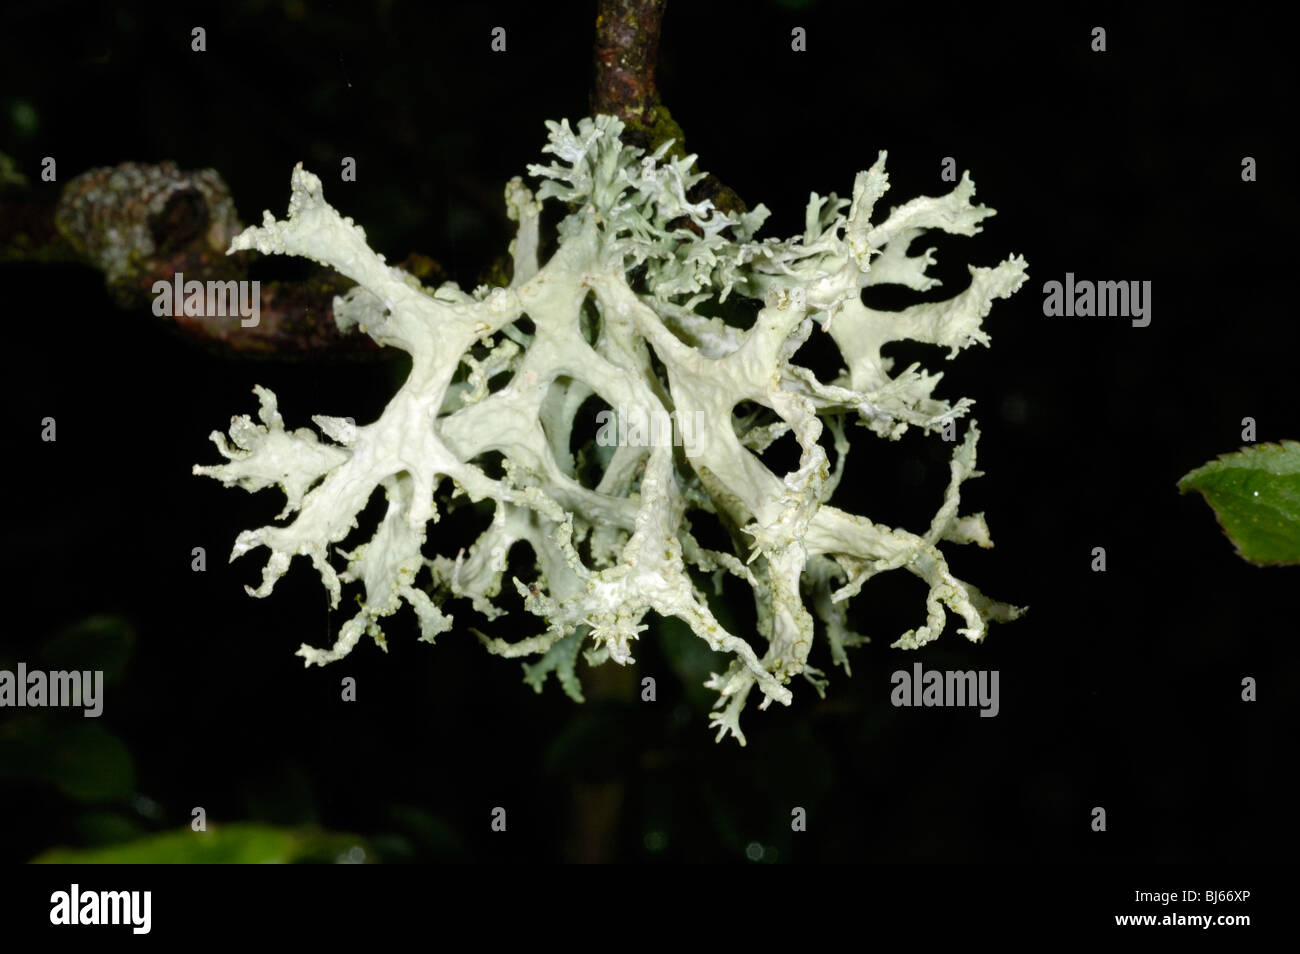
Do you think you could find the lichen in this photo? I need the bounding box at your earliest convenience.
[194,115,1028,743]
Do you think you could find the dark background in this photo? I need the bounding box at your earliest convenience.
[0,0,1293,863]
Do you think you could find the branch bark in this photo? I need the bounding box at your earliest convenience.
[592,0,746,217]
[0,3,734,357]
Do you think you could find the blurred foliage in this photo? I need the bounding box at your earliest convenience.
[0,615,137,802]
[0,720,135,802]
[41,614,136,685]
[1,615,398,864]
[32,823,368,864]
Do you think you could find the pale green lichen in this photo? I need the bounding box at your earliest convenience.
[194,115,1028,744]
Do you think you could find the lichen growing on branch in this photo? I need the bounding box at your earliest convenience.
[194,115,1028,743]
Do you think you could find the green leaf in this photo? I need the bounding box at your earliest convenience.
[40,615,136,684]
[1178,440,1300,565]
[31,823,368,864]
[0,721,135,803]
[74,810,146,846]
[383,804,464,858]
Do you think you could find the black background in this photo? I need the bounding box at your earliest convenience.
[0,0,1294,864]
